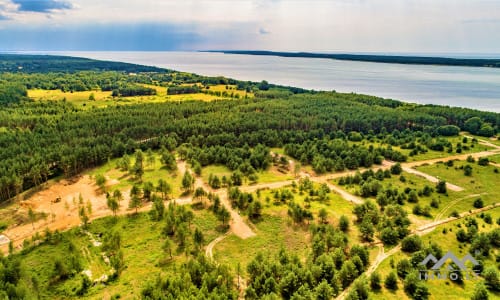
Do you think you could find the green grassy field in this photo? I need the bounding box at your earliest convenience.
[17,207,220,300]
[28,84,247,110]
[201,164,294,186]
[350,136,493,163]
[213,213,310,274]
[87,153,184,198]
[370,211,500,300]
[416,160,500,213]
[333,170,453,224]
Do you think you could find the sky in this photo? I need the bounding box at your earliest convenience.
[0,0,499,53]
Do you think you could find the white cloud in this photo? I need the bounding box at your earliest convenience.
[0,0,499,53]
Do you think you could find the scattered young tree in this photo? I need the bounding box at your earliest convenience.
[385,272,398,290]
[106,193,119,216]
[193,228,204,251]
[79,206,89,228]
[132,150,144,180]
[339,215,350,232]
[436,180,447,194]
[95,174,107,192]
[28,207,36,230]
[471,282,489,300]
[146,148,155,169]
[318,208,328,224]
[370,272,382,291]
[182,171,195,193]
[128,193,142,214]
[156,179,171,200]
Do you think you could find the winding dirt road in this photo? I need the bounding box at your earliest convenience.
[336,202,500,300]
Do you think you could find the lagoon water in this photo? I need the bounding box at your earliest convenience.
[44,51,500,112]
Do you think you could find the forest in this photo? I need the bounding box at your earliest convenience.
[216,51,500,68]
[0,55,498,203]
[0,55,499,300]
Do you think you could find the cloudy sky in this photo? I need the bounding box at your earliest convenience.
[0,0,499,53]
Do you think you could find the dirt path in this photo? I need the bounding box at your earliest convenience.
[461,135,500,150]
[215,190,256,239]
[193,167,257,239]
[3,146,499,254]
[434,193,486,221]
[205,232,230,260]
[403,149,500,169]
[313,177,364,205]
[402,166,464,191]
[336,202,500,300]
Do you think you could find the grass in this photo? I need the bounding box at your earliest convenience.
[487,154,500,164]
[87,153,184,198]
[213,212,310,273]
[416,160,500,213]
[350,136,493,163]
[257,183,362,242]
[17,206,220,299]
[333,170,453,225]
[201,164,294,186]
[28,86,243,110]
[371,212,500,300]
[201,165,232,183]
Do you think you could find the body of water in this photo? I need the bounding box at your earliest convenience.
[41,51,500,112]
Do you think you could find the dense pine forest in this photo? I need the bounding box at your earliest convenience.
[0,55,499,300]
[0,56,498,202]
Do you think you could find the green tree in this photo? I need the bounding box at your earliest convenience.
[318,208,328,224]
[385,272,398,290]
[217,206,230,226]
[390,163,403,175]
[471,282,489,300]
[182,171,194,193]
[163,238,173,259]
[401,235,423,253]
[150,195,165,221]
[193,228,204,251]
[436,180,447,194]
[142,181,154,201]
[106,193,119,216]
[483,266,500,291]
[132,150,144,180]
[339,215,350,232]
[370,272,382,291]
[146,148,155,169]
[160,148,177,170]
[315,280,334,300]
[28,207,36,230]
[129,192,142,214]
[464,117,483,135]
[95,174,107,192]
[79,206,89,228]
[156,179,172,200]
[113,189,123,203]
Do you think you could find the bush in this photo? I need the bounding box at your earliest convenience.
[401,236,423,253]
[477,157,489,166]
[436,180,447,194]
[370,272,382,291]
[385,272,398,290]
[390,163,402,175]
[473,198,484,209]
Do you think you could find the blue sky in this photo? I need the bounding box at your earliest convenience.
[0,0,499,53]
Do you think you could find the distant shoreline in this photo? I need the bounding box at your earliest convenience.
[208,50,500,68]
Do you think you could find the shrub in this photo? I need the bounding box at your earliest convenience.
[401,236,423,253]
[473,198,484,209]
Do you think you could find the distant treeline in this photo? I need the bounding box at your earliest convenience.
[0,54,166,73]
[214,51,500,68]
